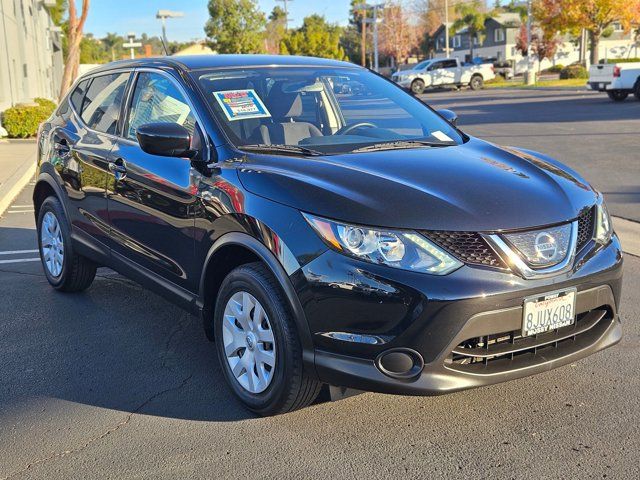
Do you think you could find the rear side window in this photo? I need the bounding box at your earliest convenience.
[69,79,89,113]
[442,60,458,68]
[80,72,130,134]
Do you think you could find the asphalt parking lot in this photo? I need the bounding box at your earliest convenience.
[1,88,639,479]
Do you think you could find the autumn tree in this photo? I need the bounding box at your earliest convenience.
[450,0,492,60]
[534,0,640,64]
[379,1,419,66]
[280,15,346,60]
[516,25,561,73]
[204,0,266,54]
[58,0,90,101]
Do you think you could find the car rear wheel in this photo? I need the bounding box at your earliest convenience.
[469,75,484,90]
[37,196,96,292]
[214,262,321,415]
[410,79,425,94]
[607,90,628,101]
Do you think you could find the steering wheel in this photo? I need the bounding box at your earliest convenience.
[335,122,377,135]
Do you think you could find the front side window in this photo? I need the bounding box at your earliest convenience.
[80,73,129,134]
[127,72,197,141]
[69,79,89,113]
[195,66,464,155]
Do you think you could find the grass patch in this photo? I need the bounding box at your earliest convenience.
[484,78,587,89]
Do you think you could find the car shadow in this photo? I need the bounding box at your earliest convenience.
[0,227,294,422]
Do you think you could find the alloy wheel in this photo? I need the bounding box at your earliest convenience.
[222,291,276,394]
[40,211,64,277]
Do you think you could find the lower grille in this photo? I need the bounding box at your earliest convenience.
[422,231,507,269]
[447,308,610,373]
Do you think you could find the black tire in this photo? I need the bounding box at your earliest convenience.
[410,79,425,94]
[36,196,96,292]
[607,90,628,102]
[634,80,640,100]
[469,75,484,91]
[214,262,321,416]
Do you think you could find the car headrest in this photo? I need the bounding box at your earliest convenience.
[267,85,303,119]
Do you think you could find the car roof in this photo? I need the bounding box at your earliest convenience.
[84,54,361,76]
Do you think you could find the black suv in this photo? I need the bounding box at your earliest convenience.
[34,55,622,415]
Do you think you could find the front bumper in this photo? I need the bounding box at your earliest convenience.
[292,234,623,395]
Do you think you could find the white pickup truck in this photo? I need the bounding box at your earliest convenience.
[588,62,640,101]
[391,58,495,94]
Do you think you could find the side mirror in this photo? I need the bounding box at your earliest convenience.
[437,109,458,126]
[136,123,195,158]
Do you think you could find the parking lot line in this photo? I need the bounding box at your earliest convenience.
[0,249,39,255]
[0,258,40,265]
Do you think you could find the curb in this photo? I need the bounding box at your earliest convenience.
[612,216,640,258]
[0,154,36,218]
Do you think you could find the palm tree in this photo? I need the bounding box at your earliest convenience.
[450,1,492,60]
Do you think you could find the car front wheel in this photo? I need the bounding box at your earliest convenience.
[214,262,321,415]
[411,79,425,94]
[37,196,96,292]
[607,90,628,101]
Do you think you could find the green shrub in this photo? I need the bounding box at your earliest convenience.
[560,64,588,79]
[1,98,56,138]
[605,58,640,64]
[546,64,564,73]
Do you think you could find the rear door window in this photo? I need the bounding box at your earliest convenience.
[69,79,89,113]
[80,72,130,135]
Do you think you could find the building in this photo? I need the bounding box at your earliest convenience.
[432,13,639,73]
[0,0,63,112]
[173,41,215,56]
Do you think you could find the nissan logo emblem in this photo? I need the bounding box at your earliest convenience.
[534,232,558,260]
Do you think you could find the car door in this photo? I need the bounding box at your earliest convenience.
[428,61,445,86]
[53,71,131,249]
[106,69,203,292]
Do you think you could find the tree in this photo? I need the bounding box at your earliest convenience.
[516,25,561,73]
[204,0,266,54]
[379,1,420,66]
[280,15,346,60]
[534,0,640,64]
[59,0,90,101]
[450,0,491,60]
[264,6,287,54]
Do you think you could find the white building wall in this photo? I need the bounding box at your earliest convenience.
[0,0,62,112]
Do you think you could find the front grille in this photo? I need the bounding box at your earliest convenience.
[576,206,595,252]
[422,231,507,269]
[447,308,610,373]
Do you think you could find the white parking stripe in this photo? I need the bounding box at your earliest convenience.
[6,210,35,214]
[0,258,40,265]
[10,205,33,208]
[0,250,39,255]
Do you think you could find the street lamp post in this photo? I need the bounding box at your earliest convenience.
[363,3,385,72]
[445,0,450,58]
[156,10,184,51]
[525,0,535,85]
[122,32,142,60]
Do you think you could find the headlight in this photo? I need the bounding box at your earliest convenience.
[594,198,612,244]
[302,213,462,275]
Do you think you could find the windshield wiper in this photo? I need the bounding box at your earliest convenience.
[240,144,323,156]
[350,140,452,153]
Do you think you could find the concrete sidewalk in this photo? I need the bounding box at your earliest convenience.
[0,139,37,217]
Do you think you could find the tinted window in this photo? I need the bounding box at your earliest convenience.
[127,72,196,141]
[81,73,129,134]
[428,62,443,71]
[442,60,458,68]
[69,79,89,113]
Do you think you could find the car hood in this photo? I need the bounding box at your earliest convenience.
[237,138,597,232]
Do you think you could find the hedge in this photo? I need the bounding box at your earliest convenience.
[1,97,57,138]
[605,58,640,64]
[560,64,588,79]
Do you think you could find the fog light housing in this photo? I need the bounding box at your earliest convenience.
[376,348,424,379]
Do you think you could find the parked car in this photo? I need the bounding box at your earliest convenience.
[35,55,622,416]
[391,58,495,93]
[588,61,640,101]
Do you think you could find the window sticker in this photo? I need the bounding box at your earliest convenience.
[431,130,453,142]
[213,89,271,122]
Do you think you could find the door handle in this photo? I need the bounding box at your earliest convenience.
[109,158,127,180]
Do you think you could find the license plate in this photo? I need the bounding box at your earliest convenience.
[522,289,576,337]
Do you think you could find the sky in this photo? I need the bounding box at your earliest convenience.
[83,0,353,42]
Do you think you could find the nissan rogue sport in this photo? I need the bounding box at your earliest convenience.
[34,55,623,415]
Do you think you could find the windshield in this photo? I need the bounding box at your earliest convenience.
[195,66,464,155]
[413,60,432,70]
